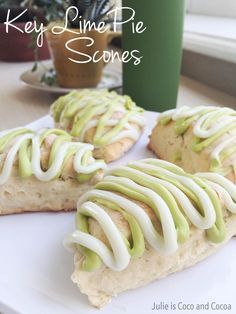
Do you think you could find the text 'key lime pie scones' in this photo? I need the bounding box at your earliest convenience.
[64,159,236,308]
[50,89,146,163]
[149,106,236,183]
[0,127,106,215]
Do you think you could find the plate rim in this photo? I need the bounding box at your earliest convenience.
[20,63,122,94]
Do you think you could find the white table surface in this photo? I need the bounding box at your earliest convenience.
[0,113,235,314]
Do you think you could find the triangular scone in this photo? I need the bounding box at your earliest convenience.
[50,89,146,163]
[64,159,236,308]
[0,128,106,215]
[149,106,236,183]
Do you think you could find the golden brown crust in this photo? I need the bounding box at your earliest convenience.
[93,138,136,163]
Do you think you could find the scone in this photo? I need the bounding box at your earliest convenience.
[149,106,236,183]
[50,89,146,163]
[64,159,236,308]
[0,127,106,215]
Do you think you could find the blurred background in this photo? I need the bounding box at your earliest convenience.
[1,0,235,96]
[117,0,236,97]
[183,0,236,97]
[0,0,235,129]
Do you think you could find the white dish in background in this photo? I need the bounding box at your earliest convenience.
[20,64,122,94]
[0,112,235,314]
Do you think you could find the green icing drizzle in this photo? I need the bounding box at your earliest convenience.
[0,128,30,153]
[95,198,145,258]
[71,101,107,137]
[51,90,144,147]
[211,146,236,174]
[171,150,182,163]
[159,116,172,126]
[75,212,102,272]
[94,112,132,146]
[72,159,234,271]
[158,107,236,175]
[101,169,190,244]
[53,96,66,122]
[39,129,70,146]
[18,139,33,178]
[187,175,225,242]
[174,116,196,135]
[191,123,236,153]
[48,134,71,167]
[0,128,100,182]
[131,161,224,238]
[75,190,146,272]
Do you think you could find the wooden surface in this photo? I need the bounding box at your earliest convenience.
[0,59,235,131]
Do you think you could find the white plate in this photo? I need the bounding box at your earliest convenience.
[0,112,236,314]
[20,64,122,94]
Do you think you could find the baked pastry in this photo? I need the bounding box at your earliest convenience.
[149,106,236,183]
[0,127,106,215]
[50,89,146,163]
[64,158,236,308]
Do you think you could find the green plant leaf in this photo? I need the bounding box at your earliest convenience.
[31,61,38,72]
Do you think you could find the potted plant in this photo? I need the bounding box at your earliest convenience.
[0,0,64,62]
[46,0,118,88]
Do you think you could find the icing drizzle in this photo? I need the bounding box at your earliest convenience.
[157,106,236,175]
[64,159,236,272]
[50,89,145,147]
[0,127,106,184]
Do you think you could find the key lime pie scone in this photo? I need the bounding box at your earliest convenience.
[0,127,106,215]
[64,159,236,308]
[50,89,146,163]
[149,106,236,183]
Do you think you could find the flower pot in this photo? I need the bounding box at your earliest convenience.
[46,28,117,88]
[0,7,50,62]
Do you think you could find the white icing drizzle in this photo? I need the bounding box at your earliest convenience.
[65,201,131,271]
[0,127,28,137]
[158,106,235,127]
[157,106,214,123]
[172,106,211,120]
[52,89,145,146]
[0,133,33,185]
[65,184,177,272]
[65,159,236,271]
[108,126,141,144]
[125,161,217,227]
[211,135,236,162]
[197,172,236,214]
[158,106,236,173]
[78,181,178,253]
[78,119,142,147]
[0,128,106,184]
[193,109,236,138]
[128,161,216,229]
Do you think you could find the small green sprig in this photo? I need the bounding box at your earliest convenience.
[40,68,57,86]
